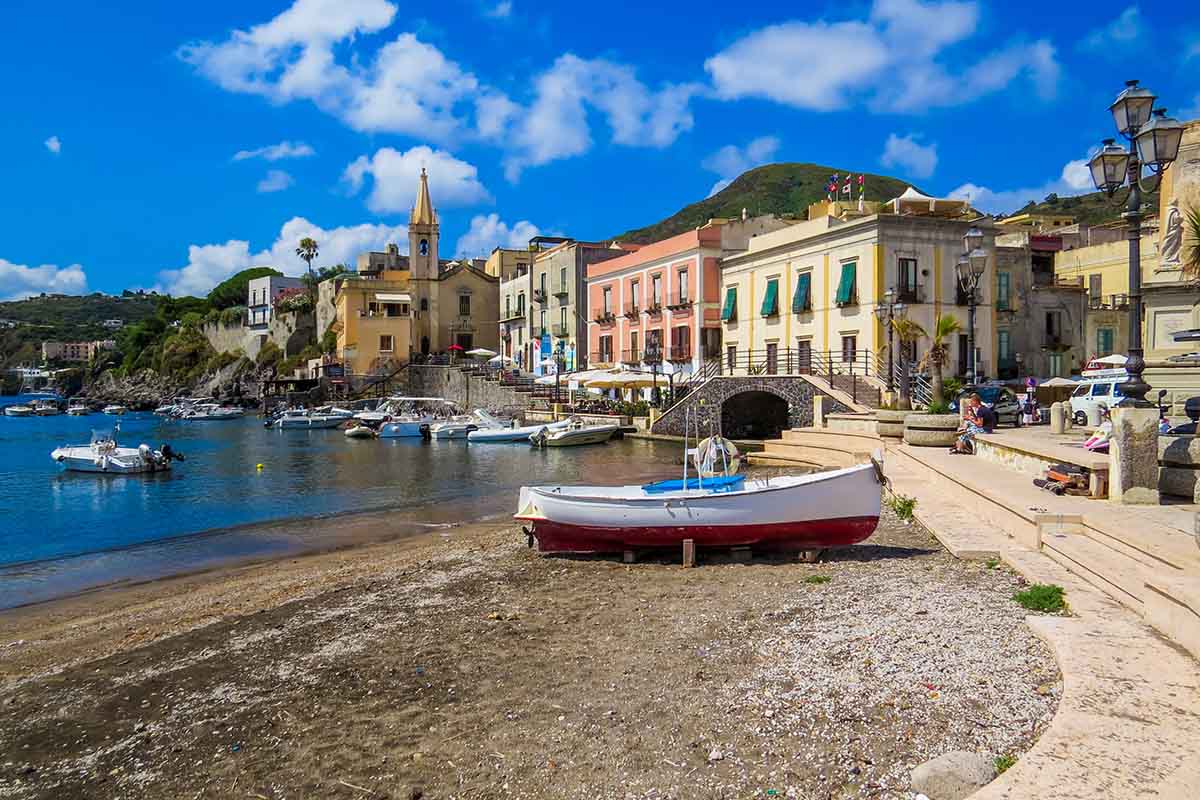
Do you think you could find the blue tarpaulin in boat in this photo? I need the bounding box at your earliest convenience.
[641,475,745,493]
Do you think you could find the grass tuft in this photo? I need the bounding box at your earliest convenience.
[804,575,831,585]
[886,493,917,521]
[994,754,1017,775]
[985,557,1001,570]
[1013,583,1066,613]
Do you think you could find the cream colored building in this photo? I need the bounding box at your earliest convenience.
[720,192,996,384]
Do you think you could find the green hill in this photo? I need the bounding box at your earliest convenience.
[1006,188,1159,227]
[611,163,916,244]
[0,292,160,370]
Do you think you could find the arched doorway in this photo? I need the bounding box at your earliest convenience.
[721,391,789,439]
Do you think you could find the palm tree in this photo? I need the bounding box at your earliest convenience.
[1183,205,1200,283]
[296,237,319,280]
[891,318,926,410]
[921,314,963,406]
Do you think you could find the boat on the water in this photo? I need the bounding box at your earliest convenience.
[468,418,571,443]
[516,461,883,555]
[67,400,92,416]
[344,424,378,439]
[529,418,619,447]
[176,402,244,421]
[32,399,62,416]
[4,405,34,418]
[373,397,458,438]
[50,430,183,474]
[102,404,128,415]
[269,408,348,429]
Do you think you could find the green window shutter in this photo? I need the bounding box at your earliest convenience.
[1098,328,1113,355]
[792,273,811,313]
[835,262,857,305]
[760,279,779,317]
[721,287,737,321]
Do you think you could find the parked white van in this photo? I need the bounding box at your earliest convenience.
[1069,368,1129,426]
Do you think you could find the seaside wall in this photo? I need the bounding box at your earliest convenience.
[405,366,532,414]
[651,375,851,438]
[201,321,257,359]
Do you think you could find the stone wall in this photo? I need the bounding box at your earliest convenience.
[201,310,314,361]
[201,320,256,359]
[405,366,532,414]
[651,375,850,437]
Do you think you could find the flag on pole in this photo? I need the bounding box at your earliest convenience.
[857,174,865,196]
[841,175,852,196]
[826,174,839,201]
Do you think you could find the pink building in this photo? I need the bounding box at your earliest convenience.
[585,216,789,378]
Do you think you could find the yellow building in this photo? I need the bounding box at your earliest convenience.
[997,212,1077,231]
[720,189,996,383]
[333,168,499,374]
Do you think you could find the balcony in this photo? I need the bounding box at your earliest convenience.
[591,351,616,366]
[623,303,641,319]
[500,309,526,323]
[553,282,569,298]
[593,310,617,324]
[621,349,641,364]
[552,323,571,338]
[533,289,547,304]
[1089,293,1129,310]
[667,293,693,311]
[667,346,692,362]
[895,284,924,304]
[645,300,663,316]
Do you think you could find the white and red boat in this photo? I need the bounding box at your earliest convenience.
[515,462,883,555]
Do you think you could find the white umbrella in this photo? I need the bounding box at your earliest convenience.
[487,354,513,365]
[1092,354,1128,366]
[467,348,497,358]
[1041,377,1078,388]
[539,357,557,367]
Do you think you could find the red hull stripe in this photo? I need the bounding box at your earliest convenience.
[528,516,880,554]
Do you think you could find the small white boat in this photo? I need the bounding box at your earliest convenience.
[344,424,377,439]
[176,403,244,421]
[468,418,571,443]
[529,419,619,447]
[271,409,347,429]
[374,398,458,438]
[102,404,128,415]
[153,403,177,415]
[50,430,183,474]
[5,405,34,417]
[379,416,434,438]
[516,461,884,554]
[33,399,62,416]
[67,401,92,416]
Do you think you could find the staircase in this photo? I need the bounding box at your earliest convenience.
[748,419,882,468]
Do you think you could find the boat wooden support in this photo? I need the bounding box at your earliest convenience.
[622,550,637,564]
[682,539,696,568]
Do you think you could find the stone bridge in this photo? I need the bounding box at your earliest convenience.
[651,375,855,439]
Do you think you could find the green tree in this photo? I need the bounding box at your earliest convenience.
[207,267,282,309]
[296,237,319,279]
[891,318,925,410]
[921,314,963,405]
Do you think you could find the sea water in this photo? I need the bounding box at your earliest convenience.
[0,413,679,608]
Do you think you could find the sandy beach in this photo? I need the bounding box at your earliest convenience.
[0,503,1059,799]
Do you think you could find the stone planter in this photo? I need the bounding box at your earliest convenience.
[903,413,961,447]
[876,409,917,439]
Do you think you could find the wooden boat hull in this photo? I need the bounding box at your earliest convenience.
[516,463,881,554]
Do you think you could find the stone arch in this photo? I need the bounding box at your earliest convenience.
[650,376,851,438]
[721,390,790,439]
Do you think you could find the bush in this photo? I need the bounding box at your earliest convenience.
[299,343,321,361]
[219,306,247,326]
[886,493,917,520]
[207,267,281,310]
[994,754,1017,775]
[320,327,339,355]
[926,400,952,414]
[943,377,964,398]
[180,311,204,329]
[256,340,282,369]
[205,350,241,374]
[159,326,216,379]
[276,354,305,376]
[1013,583,1066,613]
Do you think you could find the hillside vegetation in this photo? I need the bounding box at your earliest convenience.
[1007,188,1159,227]
[610,163,915,244]
[0,293,159,370]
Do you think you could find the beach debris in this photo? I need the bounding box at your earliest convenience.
[707,748,724,762]
[910,751,997,799]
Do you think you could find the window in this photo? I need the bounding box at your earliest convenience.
[766,342,778,374]
[560,267,567,294]
[560,307,567,328]
[898,258,918,301]
[630,279,640,309]
[602,286,612,315]
[540,309,547,334]
[1045,311,1062,341]
[419,239,429,256]
[721,287,737,321]
[629,331,639,361]
[996,272,1011,310]
[1089,274,1102,301]
[517,293,525,315]
[760,278,779,317]
[646,329,663,361]
[701,328,721,359]
[842,335,857,363]
[599,335,613,363]
[1048,352,1064,378]
[505,297,511,318]
[727,345,737,371]
[367,301,380,316]
[459,295,471,316]
[379,335,394,353]
[670,326,690,360]
[678,268,689,302]
[1091,383,1112,397]
[540,272,546,294]
[998,330,1011,361]
[796,339,812,373]
[651,274,662,306]
[792,272,812,313]
[835,262,857,305]
[1097,328,1114,357]
[420,298,428,312]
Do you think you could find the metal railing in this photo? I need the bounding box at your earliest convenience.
[552,323,571,338]
[667,345,692,362]
[593,310,617,323]
[1089,293,1129,310]
[895,284,924,304]
[590,351,616,366]
[621,349,641,364]
[623,303,640,319]
[667,293,692,309]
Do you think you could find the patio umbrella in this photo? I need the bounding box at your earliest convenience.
[1092,354,1127,366]
[584,371,658,389]
[488,354,513,365]
[1041,377,1078,388]
[448,344,464,352]
[466,347,497,358]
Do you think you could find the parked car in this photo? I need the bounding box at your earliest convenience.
[1069,379,1126,426]
[950,385,1022,427]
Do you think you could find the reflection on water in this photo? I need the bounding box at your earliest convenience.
[0,414,680,608]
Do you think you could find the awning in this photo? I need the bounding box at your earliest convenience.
[721,287,737,322]
[792,272,812,313]
[375,293,412,302]
[760,279,779,317]
[835,262,857,305]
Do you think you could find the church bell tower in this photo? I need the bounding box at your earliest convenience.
[408,168,439,280]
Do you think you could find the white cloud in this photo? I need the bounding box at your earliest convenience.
[705,0,1059,113]
[880,133,938,179]
[701,136,780,197]
[232,140,316,161]
[1186,36,1200,62]
[0,258,87,300]
[500,54,701,180]
[341,145,490,214]
[1079,6,1146,53]
[455,214,540,257]
[44,136,61,154]
[154,217,409,297]
[256,169,294,193]
[484,1,512,18]
[948,157,1093,215]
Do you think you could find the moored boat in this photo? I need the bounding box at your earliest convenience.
[50,430,184,474]
[270,409,347,429]
[516,461,884,554]
[344,424,378,439]
[176,402,244,421]
[102,404,128,415]
[4,405,34,418]
[67,401,92,416]
[468,418,571,443]
[32,399,62,416]
[529,418,619,447]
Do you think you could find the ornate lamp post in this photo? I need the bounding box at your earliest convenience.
[955,226,988,385]
[644,338,663,407]
[873,288,907,393]
[1087,80,1185,406]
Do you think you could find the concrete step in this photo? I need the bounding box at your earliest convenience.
[782,428,881,449]
[762,441,866,467]
[747,453,823,468]
[1040,526,1149,611]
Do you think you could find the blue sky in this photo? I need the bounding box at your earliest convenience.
[2,0,1198,299]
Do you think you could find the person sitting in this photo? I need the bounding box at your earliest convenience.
[951,394,985,454]
[978,401,998,433]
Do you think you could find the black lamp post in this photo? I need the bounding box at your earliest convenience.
[1087,80,1185,406]
[872,288,907,392]
[553,342,565,407]
[955,226,988,385]
[644,338,662,407]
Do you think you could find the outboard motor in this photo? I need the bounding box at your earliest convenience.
[1167,397,1200,435]
[159,443,184,462]
[419,423,432,440]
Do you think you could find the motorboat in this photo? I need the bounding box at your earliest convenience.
[428,410,499,440]
[32,399,62,416]
[269,409,347,429]
[529,418,619,447]
[154,403,177,415]
[4,405,34,418]
[67,400,92,416]
[176,403,244,421]
[376,398,458,438]
[344,424,378,439]
[102,404,128,415]
[50,430,183,474]
[516,461,884,555]
[468,417,572,443]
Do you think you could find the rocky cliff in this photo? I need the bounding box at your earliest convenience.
[81,358,265,409]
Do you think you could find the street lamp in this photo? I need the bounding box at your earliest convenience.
[955,227,989,385]
[873,288,907,392]
[1087,80,1185,406]
[644,338,662,407]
